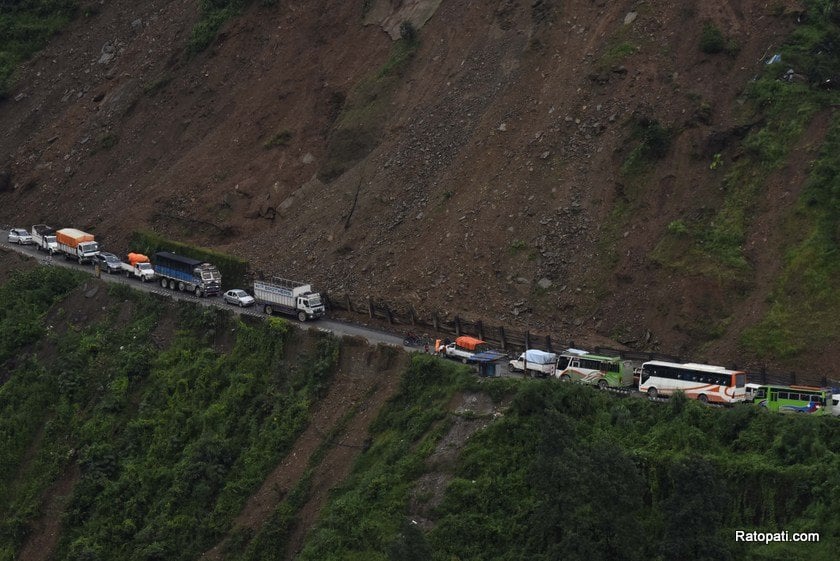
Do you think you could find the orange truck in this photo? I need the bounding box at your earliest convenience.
[55,228,99,264]
[119,253,156,282]
[435,335,488,363]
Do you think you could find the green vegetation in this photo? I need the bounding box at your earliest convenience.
[699,22,725,54]
[1,270,839,560]
[597,41,636,71]
[0,0,78,97]
[318,33,420,182]
[98,132,118,151]
[298,355,470,560]
[0,268,341,561]
[651,1,840,357]
[130,230,248,290]
[263,129,293,149]
[299,377,840,560]
[741,119,840,359]
[508,238,527,253]
[621,114,672,177]
[188,0,279,54]
[188,0,245,54]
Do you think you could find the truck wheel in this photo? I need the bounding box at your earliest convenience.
[169,279,177,290]
[264,305,273,316]
[160,278,167,288]
[78,256,83,264]
[298,311,307,322]
[196,288,203,298]
[597,379,608,391]
[178,282,185,292]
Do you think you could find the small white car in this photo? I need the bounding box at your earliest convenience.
[8,228,33,245]
[223,289,255,307]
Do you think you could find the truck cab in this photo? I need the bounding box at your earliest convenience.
[436,336,488,363]
[298,292,325,320]
[31,225,58,253]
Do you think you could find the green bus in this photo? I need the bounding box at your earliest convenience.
[752,385,832,415]
[555,349,635,389]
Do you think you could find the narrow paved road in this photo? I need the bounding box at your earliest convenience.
[0,240,407,349]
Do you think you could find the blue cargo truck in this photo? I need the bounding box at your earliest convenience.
[153,251,222,297]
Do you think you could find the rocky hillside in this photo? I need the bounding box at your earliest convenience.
[1,0,838,377]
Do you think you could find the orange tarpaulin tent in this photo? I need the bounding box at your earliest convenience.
[454,336,485,351]
[127,253,150,266]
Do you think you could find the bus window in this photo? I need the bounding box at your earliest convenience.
[557,356,570,370]
[735,374,746,387]
[755,388,766,399]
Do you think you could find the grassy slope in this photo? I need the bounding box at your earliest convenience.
[298,369,840,561]
[0,268,339,561]
[652,0,840,359]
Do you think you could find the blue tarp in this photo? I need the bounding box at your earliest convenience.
[470,350,508,363]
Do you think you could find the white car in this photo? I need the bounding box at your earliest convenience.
[223,289,255,307]
[8,228,33,245]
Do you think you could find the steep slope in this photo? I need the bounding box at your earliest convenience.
[1,1,836,376]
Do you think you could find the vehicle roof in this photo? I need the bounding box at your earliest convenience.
[99,252,118,258]
[228,289,248,294]
[642,360,744,373]
[757,384,829,392]
[455,336,486,350]
[11,228,28,233]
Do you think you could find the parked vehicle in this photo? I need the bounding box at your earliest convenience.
[94,252,123,274]
[8,228,33,245]
[223,289,255,307]
[253,277,325,321]
[509,349,557,377]
[56,228,99,264]
[120,253,156,282]
[554,349,636,389]
[639,361,747,404]
[435,336,488,363]
[153,251,221,297]
[751,385,832,415]
[31,224,58,253]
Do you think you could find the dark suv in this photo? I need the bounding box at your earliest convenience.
[94,252,123,274]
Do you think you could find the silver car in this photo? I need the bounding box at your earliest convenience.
[223,289,255,307]
[8,228,33,244]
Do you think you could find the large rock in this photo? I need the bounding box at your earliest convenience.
[364,0,444,40]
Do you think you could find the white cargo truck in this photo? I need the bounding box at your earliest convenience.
[31,224,58,253]
[508,349,558,377]
[56,228,99,263]
[120,253,156,282]
[253,277,325,322]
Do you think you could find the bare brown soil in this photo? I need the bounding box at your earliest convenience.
[1,0,831,376]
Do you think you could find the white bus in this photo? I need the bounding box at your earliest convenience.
[638,361,747,404]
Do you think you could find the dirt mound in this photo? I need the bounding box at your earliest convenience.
[0,1,831,376]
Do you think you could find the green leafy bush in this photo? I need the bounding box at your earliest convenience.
[699,22,725,54]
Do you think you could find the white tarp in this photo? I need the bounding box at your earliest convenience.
[523,349,557,364]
